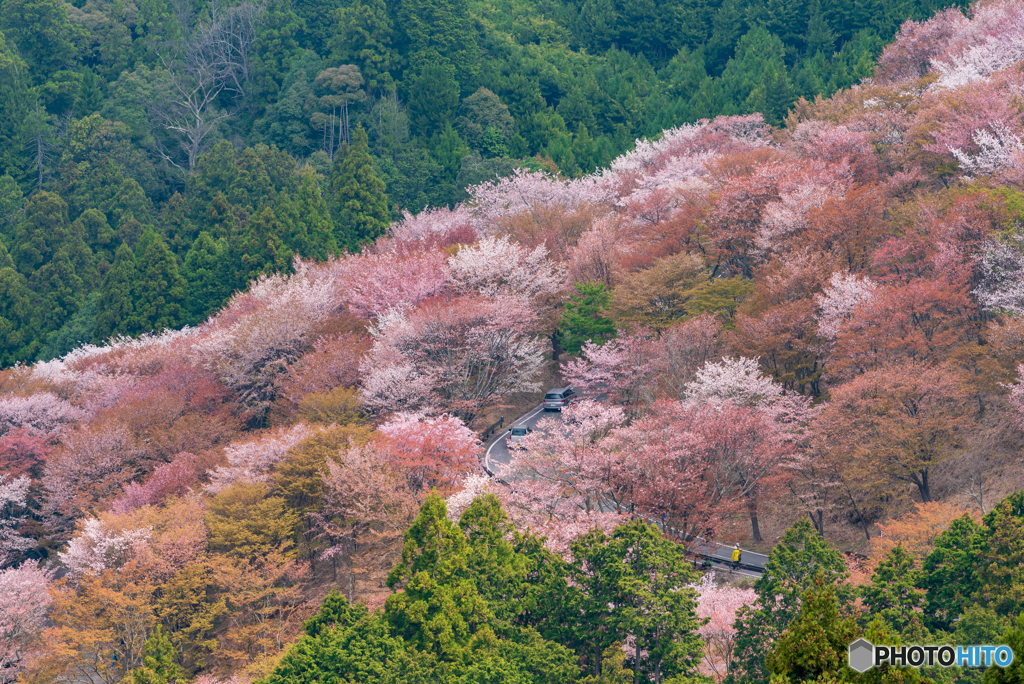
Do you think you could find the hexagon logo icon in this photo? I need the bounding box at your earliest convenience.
[849,638,875,673]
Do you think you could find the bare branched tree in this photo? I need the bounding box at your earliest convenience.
[148,0,265,173]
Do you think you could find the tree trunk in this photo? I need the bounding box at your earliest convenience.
[916,470,931,503]
[748,499,762,543]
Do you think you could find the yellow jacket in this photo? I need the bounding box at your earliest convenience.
[731,548,741,562]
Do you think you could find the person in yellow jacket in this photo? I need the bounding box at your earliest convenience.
[731,544,741,570]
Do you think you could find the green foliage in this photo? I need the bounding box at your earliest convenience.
[729,518,851,684]
[328,127,390,251]
[560,282,616,355]
[130,625,182,684]
[766,574,860,684]
[566,519,703,681]
[93,241,137,342]
[976,491,1024,618]
[861,544,924,634]
[130,230,187,333]
[919,514,983,632]
[983,614,1024,684]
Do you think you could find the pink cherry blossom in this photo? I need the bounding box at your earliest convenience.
[0,475,33,567]
[0,562,52,684]
[448,236,563,301]
[692,573,756,680]
[206,423,319,493]
[561,331,659,407]
[58,517,152,576]
[0,393,85,437]
[378,412,481,493]
[361,295,546,421]
[815,271,879,339]
[334,249,450,320]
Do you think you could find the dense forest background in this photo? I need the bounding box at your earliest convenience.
[0,0,968,364]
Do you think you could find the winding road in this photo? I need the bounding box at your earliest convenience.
[481,400,769,578]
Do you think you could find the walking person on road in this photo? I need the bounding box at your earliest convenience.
[731,544,742,572]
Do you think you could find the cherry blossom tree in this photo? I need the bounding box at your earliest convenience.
[684,357,783,406]
[388,205,479,246]
[621,399,794,543]
[975,237,1024,315]
[506,400,630,511]
[0,393,85,437]
[561,331,659,407]
[1002,363,1024,432]
[57,517,152,576]
[108,452,199,515]
[335,249,450,320]
[0,429,54,479]
[206,423,318,493]
[692,573,756,681]
[276,333,368,402]
[466,169,611,226]
[0,563,52,684]
[0,476,33,568]
[652,314,724,400]
[378,412,481,493]
[445,472,493,521]
[814,271,878,339]
[360,295,546,421]
[41,420,142,535]
[448,236,563,302]
[950,124,1024,180]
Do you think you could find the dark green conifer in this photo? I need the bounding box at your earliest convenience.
[328,126,390,251]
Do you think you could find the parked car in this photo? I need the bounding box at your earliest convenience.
[542,387,576,411]
[505,426,532,449]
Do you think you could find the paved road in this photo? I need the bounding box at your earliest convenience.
[481,401,769,576]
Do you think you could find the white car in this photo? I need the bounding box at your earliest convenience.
[505,426,532,449]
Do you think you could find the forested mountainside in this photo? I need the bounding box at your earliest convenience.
[0,0,968,364]
[5,0,1024,683]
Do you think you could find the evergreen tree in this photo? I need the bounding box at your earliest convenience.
[407,64,461,138]
[130,625,182,684]
[289,167,338,260]
[728,518,851,684]
[130,230,187,333]
[384,493,492,661]
[0,266,36,364]
[559,281,615,355]
[766,574,860,684]
[919,514,983,632]
[235,206,293,289]
[328,126,390,252]
[38,291,98,361]
[330,0,395,87]
[93,242,138,342]
[28,248,85,336]
[976,491,1024,618]
[182,232,230,326]
[861,544,924,634]
[984,614,1024,684]
[568,520,703,681]
[12,191,70,276]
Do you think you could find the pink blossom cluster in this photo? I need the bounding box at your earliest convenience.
[0,563,52,684]
[334,249,450,320]
[692,573,756,680]
[58,517,152,576]
[109,452,199,515]
[0,393,85,437]
[466,168,612,226]
[0,475,33,567]
[815,271,879,339]
[206,423,318,493]
[448,236,564,301]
